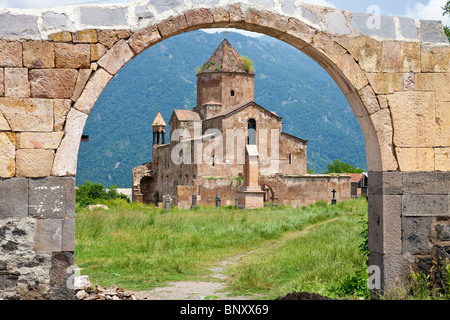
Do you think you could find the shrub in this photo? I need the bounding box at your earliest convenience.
[240,56,254,73]
[76,181,128,207]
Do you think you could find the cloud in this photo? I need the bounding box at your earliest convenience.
[300,0,336,8]
[404,0,450,25]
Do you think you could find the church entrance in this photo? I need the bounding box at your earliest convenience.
[140,176,156,204]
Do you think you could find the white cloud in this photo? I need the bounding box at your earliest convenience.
[404,0,450,25]
[299,0,336,8]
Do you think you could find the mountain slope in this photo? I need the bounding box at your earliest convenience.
[76,30,367,188]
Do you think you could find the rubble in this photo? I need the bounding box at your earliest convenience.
[74,275,150,300]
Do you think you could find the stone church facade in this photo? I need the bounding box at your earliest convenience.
[132,39,350,207]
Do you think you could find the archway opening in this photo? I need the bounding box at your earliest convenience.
[75,20,375,300]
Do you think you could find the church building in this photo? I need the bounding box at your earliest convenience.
[132,39,350,208]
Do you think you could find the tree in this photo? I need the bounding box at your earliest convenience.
[444,1,450,42]
[325,159,365,174]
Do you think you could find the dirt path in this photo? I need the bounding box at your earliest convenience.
[135,217,341,300]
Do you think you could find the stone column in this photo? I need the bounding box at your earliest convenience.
[368,171,450,293]
[237,145,265,209]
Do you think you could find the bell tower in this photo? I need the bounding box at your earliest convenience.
[194,39,255,119]
[152,110,166,145]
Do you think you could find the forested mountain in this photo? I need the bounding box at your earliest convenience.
[76,30,367,188]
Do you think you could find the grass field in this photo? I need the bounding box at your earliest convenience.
[75,198,369,299]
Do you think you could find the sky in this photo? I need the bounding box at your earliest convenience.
[0,0,448,26]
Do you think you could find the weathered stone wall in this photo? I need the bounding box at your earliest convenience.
[0,177,75,299]
[176,173,351,209]
[0,0,448,298]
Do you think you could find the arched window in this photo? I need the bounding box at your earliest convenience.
[231,90,235,97]
[248,119,256,145]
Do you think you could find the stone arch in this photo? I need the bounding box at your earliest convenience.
[0,0,448,299]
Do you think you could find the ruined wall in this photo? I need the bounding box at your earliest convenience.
[176,174,351,209]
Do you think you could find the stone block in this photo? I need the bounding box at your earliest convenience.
[135,5,154,22]
[29,177,75,219]
[73,29,98,43]
[403,195,449,217]
[97,39,135,75]
[420,20,447,43]
[0,41,22,67]
[400,42,421,73]
[0,98,54,132]
[421,46,450,72]
[97,29,131,49]
[435,148,449,172]
[4,68,30,98]
[55,43,90,69]
[42,12,73,31]
[158,15,188,38]
[350,13,396,39]
[369,108,398,172]
[185,8,214,29]
[387,91,436,148]
[0,132,15,178]
[436,224,450,241]
[34,219,62,253]
[381,41,401,73]
[128,25,161,54]
[324,10,350,35]
[0,178,28,219]
[73,68,112,115]
[71,69,92,102]
[90,43,107,62]
[311,33,346,66]
[402,216,433,254]
[16,149,54,178]
[48,31,72,42]
[30,69,78,99]
[369,252,412,290]
[48,252,74,300]
[368,194,402,254]
[335,53,368,91]
[335,36,382,73]
[0,13,39,38]
[212,7,229,24]
[53,99,71,132]
[23,41,55,69]
[62,218,75,251]
[415,73,450,102]
[245,9,289,37]
[78,7,128,27]
[366,73,403,95]
[278,18,316,49]
[398,17,419,40]
[358,85,380,115]
[151,0,184,13]
[229,3,243,22]
[436,102,449,147]
[52,108,88,176]
[396,148,435,172]
[16,132,63,149]
[402,172,450,195]
[368,171,403,196]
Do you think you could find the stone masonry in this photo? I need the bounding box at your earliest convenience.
[0,0,448,298]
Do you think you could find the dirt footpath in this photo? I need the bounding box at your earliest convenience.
[135,217,341,300]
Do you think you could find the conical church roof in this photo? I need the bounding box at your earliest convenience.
[152,111,166,127]
[197,39,255,74]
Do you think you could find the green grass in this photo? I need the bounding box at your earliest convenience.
[75,198,368,298]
